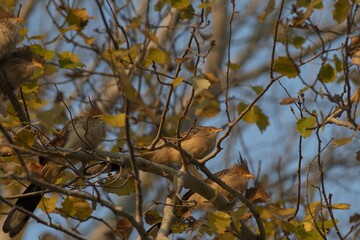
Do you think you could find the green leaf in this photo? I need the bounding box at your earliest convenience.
[180,4,195,20]
[319,64,336,83]
[237,103,269,132]
[334,54,343,72]
[258,0,275,23]
[292,36,306,48]
[333,136,353,147]
[272,207,296,217]
[172,76,184,87]
[143,48,170,66]
[144,210,162,225]
[198,2,213,9]
[103,113,126,128]
[30,44,55,60]
[195,97,220,118]
[60,196,92,220]
[296,115,316,138]
[102,176,135,196]
[143,28,159,44]
[58,51,86,69]
[274,56,299,78]
[67,8,89,29]
[218,232,237,240]
[14,128,35,147]
[279,220,297,233]
[190,77,211,91]
[207,211,231,235]
[333,0,351,24]
[38,194,58,213]
[296,0,323,9]
[170,0,190,9]
[228,62,241,71]
[154,0,166,11]
[251,85,263,95]
[22,82,39,94]
[171,222,187,233]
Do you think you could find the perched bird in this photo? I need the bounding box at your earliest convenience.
[0,46,44,93]
[85,125,222,176]
[140,125,222,164]
[183,158,255,211]
[2,101,106,238]
[0,46,44,116]
[145,159,255,238]
[0,8,22,61]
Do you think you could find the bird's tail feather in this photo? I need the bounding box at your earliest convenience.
[2,183,43,237]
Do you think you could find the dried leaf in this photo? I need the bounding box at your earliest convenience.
[144,210,162,225]
[245,186,270,203]
[350,213,360,223]
[116,218,133,239]
[280,97,299,105]
[333,136,353,147]
[190,77,211,92]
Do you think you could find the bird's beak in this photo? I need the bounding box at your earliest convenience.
[10,17,24,23]
[213,127,223,133]
[243,173,255,179]
[32,60,43,69]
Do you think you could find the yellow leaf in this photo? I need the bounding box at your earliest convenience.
[195,92,220,118]
[170,0,190,9]
[172,76,184,87]
[103,113,126,128]
[143,28,159,44]
[333,0,351,24]
[128,17,141,29]
[274,56,299,78]
[331,203,350,210]
[67,8,89,29]
[22,82,39,94]
[333,136,353,147]
[14,128,35,148]
[58,51,86,69]
[207,211,231,235]
[102,176,135,196]
[296,114,317,138]
[38,195,58,213]
[237,103,269,132]
[61,196,92,220]
[190,77,211,92]
[143,48,170,66]
[272,207,296,216]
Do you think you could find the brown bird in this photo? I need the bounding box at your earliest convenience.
[140,125,222,164]
[2,101,106,238]
[0,9,22,61]
[0,46,43,116]
[85,125,222,177]
[183,158,255,211]
[0,46,43,92]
